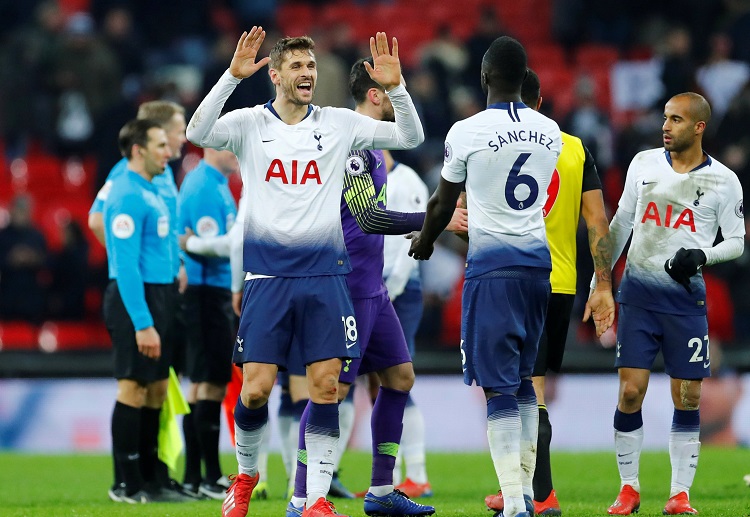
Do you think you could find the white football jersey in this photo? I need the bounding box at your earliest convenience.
[216,103,382,276]
[441,102,562,277]
[617,148,744,314]
[383,162,428,282]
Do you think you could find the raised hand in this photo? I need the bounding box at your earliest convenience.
[230,27,272,80]
[364,32,402,91]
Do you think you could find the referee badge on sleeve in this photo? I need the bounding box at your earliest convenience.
[197,216,219,237]
[111,214,135,239]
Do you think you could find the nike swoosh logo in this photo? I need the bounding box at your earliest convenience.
[642,180,657,185]
[617,453,632,457]
[346,341,357,349]
[690,454,699,458]
[262,139,275,143]
[376,161,383,168]
[320,461,334,465]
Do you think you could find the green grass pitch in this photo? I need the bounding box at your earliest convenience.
[1,448,749,516]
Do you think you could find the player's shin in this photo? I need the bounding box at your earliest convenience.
[533,405,554,501]
[487,394,525,516]
[669,409,700,497]
[305,402,340,504]
[291,400,310,508]
[369,387,408,494]
[401,397,428,484]
[518,379,538,500]
[233,397,268,477]
[333,393,355,471]
[613,408,644,492]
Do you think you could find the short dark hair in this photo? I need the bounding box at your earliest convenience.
[269,36,315,69]
[672,92,712,125]
[482,36,527,90]
[118,118,162,159]
[521,68,541,106]
[349,57,381,105]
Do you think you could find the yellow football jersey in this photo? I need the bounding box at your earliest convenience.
[543,132,586,294]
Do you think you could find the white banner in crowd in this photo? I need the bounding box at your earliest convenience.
[1,374,749,452]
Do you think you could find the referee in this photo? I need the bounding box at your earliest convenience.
[103,119,178,503]
[177,148,239,499]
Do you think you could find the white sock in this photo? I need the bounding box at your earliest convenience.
[488,408,523,516]
[393,453,403,486]
[286,419,301,489]
[278,413,293,478]
[257,424,270,480]
[305,427,338,504]
[234,421,266,477]
[401,404,428,484]
[519,396,538,499]
[368,484,394,496]
[332,399,355,472]
[669,431,700,497]
[614,427,643,492]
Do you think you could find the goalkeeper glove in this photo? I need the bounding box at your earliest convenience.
[664,247,706,293]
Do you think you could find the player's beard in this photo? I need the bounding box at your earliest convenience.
[281,79,315,106]
[664,132,691,153]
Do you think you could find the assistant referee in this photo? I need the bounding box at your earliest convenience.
[103,118,176,503]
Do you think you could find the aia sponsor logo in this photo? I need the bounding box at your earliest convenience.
[641,201,695,232]
[264,159,321,184]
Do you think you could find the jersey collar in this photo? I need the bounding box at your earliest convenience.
[264,100,314,121]
[125,168,159,192]
[663,150,712,172]
[486,101,529,122]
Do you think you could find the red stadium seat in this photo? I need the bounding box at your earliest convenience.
[38,200,91,252]
[496,0,552,44]
[276,3,315,37]
[387,25,437,68]
[0,321,38,351]
[574,44,620,71]
[37,321,111,352]
[535,66,576,118]
[321,2,363,26]
[527,44,568,71]
[58,0,90,16]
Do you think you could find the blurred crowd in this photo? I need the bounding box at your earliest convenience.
[1,0,750,358]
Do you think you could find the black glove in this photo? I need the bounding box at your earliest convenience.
[664,247,706,293]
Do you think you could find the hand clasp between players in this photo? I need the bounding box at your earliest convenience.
[583,287,615,338]
[407,232,433,261]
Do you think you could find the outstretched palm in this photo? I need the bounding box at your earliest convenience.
[364,32,402,91]
[230,27,271,80]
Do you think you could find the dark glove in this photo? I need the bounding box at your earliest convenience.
[664,247,706,293]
